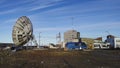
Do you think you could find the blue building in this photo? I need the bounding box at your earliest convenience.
[66,42,87,50]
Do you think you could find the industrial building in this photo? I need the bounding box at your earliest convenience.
[106,35,120,49]
[64,30,80,43]
[63,30,88,50]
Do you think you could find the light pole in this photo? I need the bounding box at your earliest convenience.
[38,32,41,48]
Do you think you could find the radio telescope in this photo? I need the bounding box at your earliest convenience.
[12,16,37,47]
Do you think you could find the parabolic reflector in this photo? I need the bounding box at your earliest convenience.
[12,16,33,46]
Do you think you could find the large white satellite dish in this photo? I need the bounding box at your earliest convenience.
[12,16,33,46]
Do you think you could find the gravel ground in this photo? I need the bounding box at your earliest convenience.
[0,49,120,68]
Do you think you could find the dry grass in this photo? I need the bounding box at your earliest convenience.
[0,49,120,68]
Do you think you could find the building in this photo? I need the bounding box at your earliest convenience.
[106,35,120,49]
[81,38,94,49]
[106,35,115,48]
[94,37,102,42]
[64,30,80,43]
[0,43,14,50]
[49,43,59,49]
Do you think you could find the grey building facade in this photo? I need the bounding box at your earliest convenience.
[64,30,80,43]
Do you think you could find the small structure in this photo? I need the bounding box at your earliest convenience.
[81,38,94,49]
[49,43,59,49]
[0,43,14,50]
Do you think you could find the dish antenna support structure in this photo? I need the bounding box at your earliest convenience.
[12,16,38,48]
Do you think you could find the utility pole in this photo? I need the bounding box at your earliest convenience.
[71,17,74,42]
[58,32,61,44]
[71,17,74,30]
[38,32,41,48]
[56,32,61,44]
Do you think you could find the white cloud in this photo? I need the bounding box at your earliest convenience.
[76,22,120,31]
[34,27,71,32]
[0,0,6,4]
[28,0,64,11]
[35,0,120,17]
[0,0,34,9]
[4,18,17,24]
[29,4,53,11]
[0,18,17,30]
[33,21,120,33]
[0,0,65,14]
[0,8,19,15]
[22,0,35,3]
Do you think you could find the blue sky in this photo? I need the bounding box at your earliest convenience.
[0,0,120,45]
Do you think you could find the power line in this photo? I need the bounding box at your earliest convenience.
[105,31,110,35]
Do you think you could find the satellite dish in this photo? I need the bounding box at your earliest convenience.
[12,16,33,46]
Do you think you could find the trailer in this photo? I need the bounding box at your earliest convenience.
[114,38,120,49]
